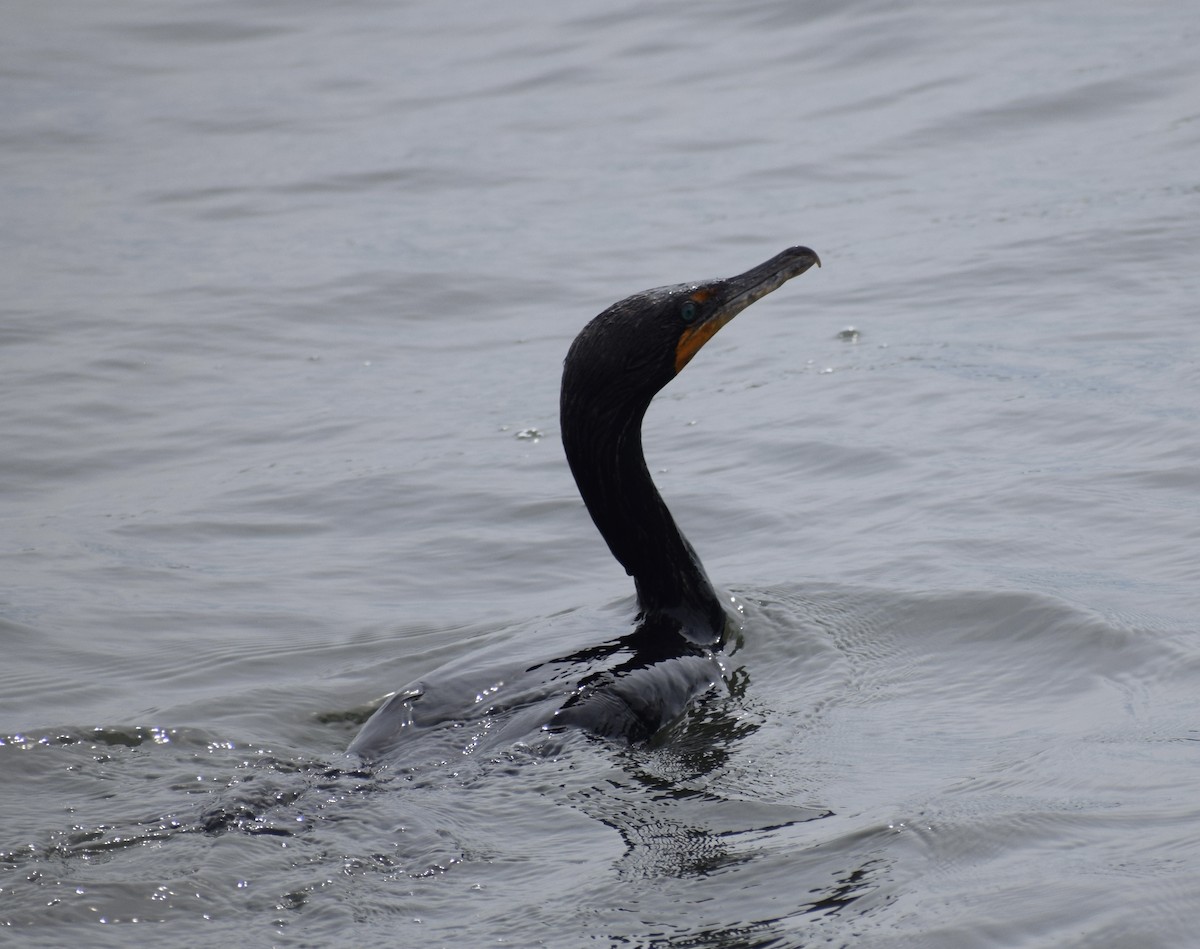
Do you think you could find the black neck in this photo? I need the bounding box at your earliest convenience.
[562,399,727,645]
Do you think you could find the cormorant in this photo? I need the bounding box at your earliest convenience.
[349,246,820,758]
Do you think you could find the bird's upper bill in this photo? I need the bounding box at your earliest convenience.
[674,245,821,374]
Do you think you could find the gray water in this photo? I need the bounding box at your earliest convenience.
[3,0,1199,945]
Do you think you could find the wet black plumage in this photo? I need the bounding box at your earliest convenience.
[349,246,819,757]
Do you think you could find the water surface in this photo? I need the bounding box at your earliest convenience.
[3,1,1199,946]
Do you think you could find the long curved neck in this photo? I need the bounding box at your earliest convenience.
[562,397,727,645]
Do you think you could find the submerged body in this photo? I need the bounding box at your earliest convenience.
[350,246,820,759]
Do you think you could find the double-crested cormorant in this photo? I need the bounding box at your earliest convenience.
[349,246,820,758]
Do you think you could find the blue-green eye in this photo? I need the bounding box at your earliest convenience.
[680,301,699,323]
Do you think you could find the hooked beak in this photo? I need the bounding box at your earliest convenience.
[675,245,821,374]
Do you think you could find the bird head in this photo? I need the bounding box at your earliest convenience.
[562,245,821,428]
